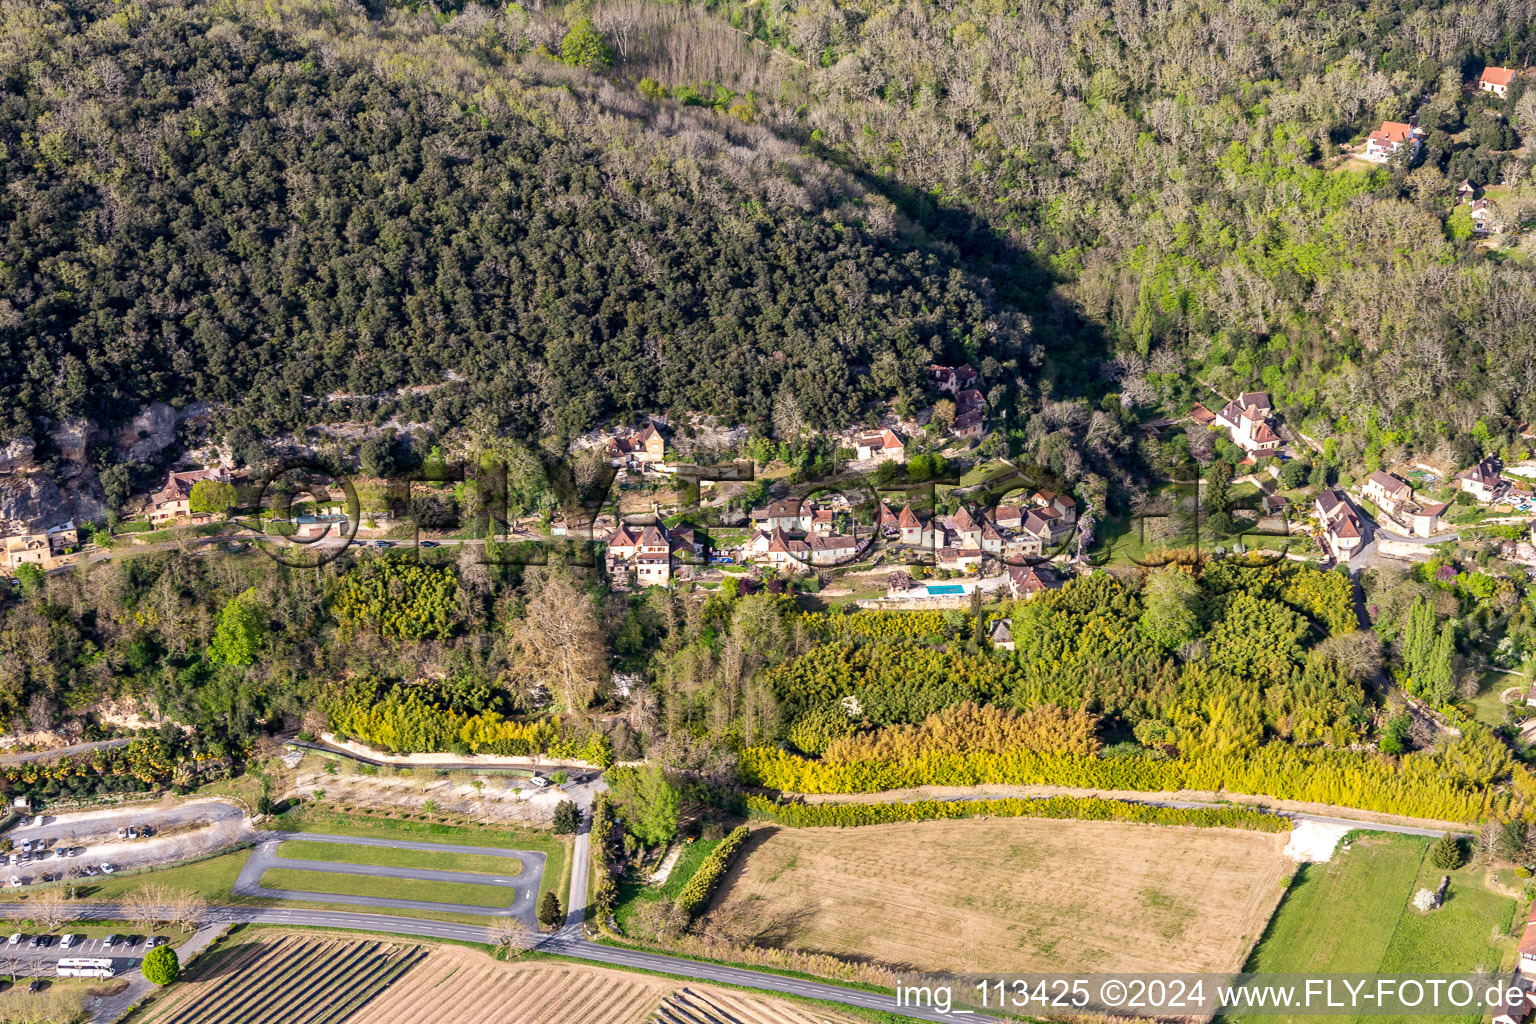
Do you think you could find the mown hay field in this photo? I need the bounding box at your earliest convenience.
[702,818,1293,974]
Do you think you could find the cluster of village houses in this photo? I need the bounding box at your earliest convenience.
[0,442,233,573]
[1360,66,1517,165]
[601,489,1078,589]
[1185,389,1536,567]
[7,359,1536,586]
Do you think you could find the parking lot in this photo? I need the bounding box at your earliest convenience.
[0,800,248,889]
[0,932,166,975]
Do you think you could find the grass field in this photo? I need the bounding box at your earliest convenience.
[1234,833,1516,1023]
[0,849,511,928]
[276,840,523,877]
[258,869,518,908]
[705,818,1292,974]
[265,808,570,905]
[613,837,725,934]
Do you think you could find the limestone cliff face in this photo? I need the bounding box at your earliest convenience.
[0,438,34,476]
[0,472,68,535]
[115,402,178,462]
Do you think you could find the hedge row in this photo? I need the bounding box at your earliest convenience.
[745,794,1292,832]
[739,746,1498,823]
[674,825,750,919]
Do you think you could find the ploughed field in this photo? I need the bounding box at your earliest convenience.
[136,933,426,1024]
[346,946,864,1024]
[702,818,1293,974]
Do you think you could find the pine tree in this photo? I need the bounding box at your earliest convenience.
[537,891,563,930]
[1430,833,1465,870]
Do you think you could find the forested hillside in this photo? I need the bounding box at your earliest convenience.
[8,0,1536,472]
[604,0,1536,466]
[0,0,1027,445]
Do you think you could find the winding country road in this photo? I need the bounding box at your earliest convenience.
[0,738,133,766]
[54,788,1468,1024]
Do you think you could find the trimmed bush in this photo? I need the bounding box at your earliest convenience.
[142,945,179,985]
[745,794,1291,832]
[674,826,749,919]
[739,744,1500,823]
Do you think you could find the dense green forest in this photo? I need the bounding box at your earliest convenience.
[0,0,1025,447]
[7,0,1536,479]
[5,513,1536,824]
[611,0,1536,469]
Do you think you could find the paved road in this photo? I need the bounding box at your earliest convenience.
[35,899,972,1024]
[234,833,543,923]
[0,739,132,766]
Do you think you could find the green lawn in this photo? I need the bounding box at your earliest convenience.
[0,849,506,927]
[258,868,517,908]
[67,850,251,903]
[1234,833,1515,1023]
[265,808,569,906]
[1466,670,1521,728]
[276,840,522,877]
[612,837,724,935]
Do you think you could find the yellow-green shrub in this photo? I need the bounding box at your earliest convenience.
[745,794,1291,832]
[674,825,750,919]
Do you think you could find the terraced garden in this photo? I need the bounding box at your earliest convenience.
[138,933,426,1024]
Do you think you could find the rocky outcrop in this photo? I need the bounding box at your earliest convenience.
[0,437,34,476]
[0,474,69,535]
[49,417,94,464]
[116,402,177,462]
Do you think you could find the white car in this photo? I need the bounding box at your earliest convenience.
[6,934,19,946]
[99,863,114,874]
[59,934,76,948]
[526,776,549,788]
[8,877,20,888]
[102,935,118,947]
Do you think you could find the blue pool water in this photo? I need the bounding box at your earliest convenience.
[925,584,966,595]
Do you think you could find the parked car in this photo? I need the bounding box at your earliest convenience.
[59,935,76,948]
[20,841,32,854]
[29,935,44,948]
[7,934,21,946]
[101,935,118,948]
[526,776,549,789]
[8,877,20,888]
[126,828,139,840]
[115,828,128,840]
[420,540,440,548]
[139,826,152,838]
[14,817,28,828]
[99,863,114,874]
[145,936,165,949]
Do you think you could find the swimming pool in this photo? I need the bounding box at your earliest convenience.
[925,584,966,595]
